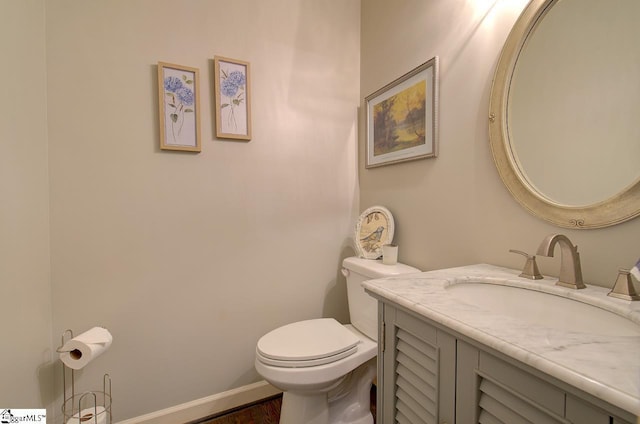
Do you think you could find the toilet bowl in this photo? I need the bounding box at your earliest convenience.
[255,257,420,424]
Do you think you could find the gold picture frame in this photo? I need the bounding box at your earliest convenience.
[365,56,439,168]
[157,62,201,152]
[214,56,252,141]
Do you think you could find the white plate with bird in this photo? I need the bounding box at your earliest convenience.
[355,206,395,259]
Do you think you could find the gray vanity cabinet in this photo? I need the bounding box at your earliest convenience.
[379,304,456,424]
[456,341,607,424]
[377,302,636,424]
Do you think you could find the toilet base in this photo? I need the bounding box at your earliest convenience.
[328,358,376,424]
[278,358,376,424]
[279,391,330,424]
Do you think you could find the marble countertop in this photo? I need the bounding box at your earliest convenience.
[362,263,640,416]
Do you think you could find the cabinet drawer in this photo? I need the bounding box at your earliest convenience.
[479,351,565,416]
[395,308,437,344]
[566,395,609,424]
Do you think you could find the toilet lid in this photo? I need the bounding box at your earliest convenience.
[256,318,360,368]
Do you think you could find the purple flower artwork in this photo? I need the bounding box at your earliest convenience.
[219,70,246,132]
[215,57,251,140]
[158,62,200,152]
[163,73,195,144]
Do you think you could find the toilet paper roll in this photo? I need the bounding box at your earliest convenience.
[66,406,107,424]
[59,327,112,370]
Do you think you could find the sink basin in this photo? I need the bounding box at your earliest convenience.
[446,282,640,336]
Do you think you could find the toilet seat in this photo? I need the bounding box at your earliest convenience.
[256,318,360,368]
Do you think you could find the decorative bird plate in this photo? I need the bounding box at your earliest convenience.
[355,206,395,259]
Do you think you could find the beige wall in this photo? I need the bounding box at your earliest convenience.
[5,0,640,420]
[360,0,640,286]
[0,0,53,410]
[43,0,359,420]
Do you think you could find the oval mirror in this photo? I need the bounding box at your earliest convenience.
[489,0,640,229]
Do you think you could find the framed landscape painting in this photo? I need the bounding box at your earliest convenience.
[365,57,439,168]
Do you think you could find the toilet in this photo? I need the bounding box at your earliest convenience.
[255,257,420,424]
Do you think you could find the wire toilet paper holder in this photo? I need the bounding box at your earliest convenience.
[58,329,112,424]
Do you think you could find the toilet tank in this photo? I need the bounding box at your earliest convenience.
[342,257,420,341]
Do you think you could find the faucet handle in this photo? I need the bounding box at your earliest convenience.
[607,269,640,301]
[509,249,544,280]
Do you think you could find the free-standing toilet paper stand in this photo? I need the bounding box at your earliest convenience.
[57,329,113,424]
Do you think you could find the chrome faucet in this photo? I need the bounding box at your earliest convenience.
[536,234,586,289]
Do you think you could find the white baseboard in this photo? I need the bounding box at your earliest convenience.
[116,381,281,424]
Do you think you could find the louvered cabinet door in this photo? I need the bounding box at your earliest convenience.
[455,341,637,424]
[457,341,567,424]
[375,302,637,424]
[380,305,455,424]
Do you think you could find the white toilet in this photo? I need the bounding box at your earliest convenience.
[255,257,420,424]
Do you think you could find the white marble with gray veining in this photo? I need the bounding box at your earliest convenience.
[362,264,640,415]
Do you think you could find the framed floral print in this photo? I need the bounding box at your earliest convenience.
[214,56,252,141]
[158,62,201,152]
[355,206,395,259]
[365,56,439,168]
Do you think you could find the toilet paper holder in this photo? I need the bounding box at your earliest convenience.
[58,329,113,424]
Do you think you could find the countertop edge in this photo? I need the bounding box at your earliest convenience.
[363,266,640,417]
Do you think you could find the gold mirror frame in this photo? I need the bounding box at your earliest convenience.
[489,0,640,229]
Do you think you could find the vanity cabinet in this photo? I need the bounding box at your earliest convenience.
[377,302,636,424]
[378,303,456,424]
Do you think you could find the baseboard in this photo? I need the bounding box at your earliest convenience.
[116,381,282,424]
